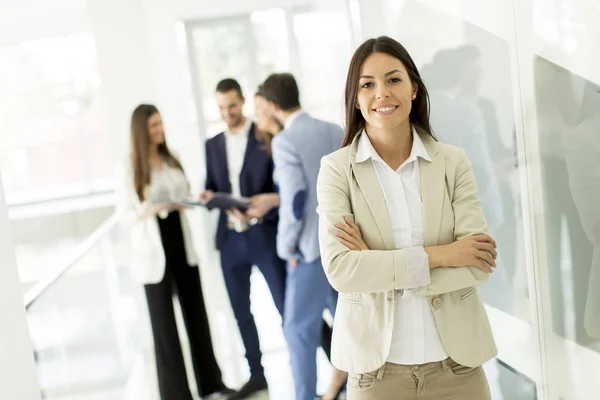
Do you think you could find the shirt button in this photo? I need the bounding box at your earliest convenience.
[432,297,443,309]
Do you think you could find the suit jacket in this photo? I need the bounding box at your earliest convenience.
[272,113,344,262]
[316,129,498,373]
[115,158,198,284]
[205,122,279,250]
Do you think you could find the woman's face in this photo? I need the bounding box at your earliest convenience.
[254,95,278,133]
[147,112,164,145]
[356,52,417,133]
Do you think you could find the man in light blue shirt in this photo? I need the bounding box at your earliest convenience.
[258,73,344,400]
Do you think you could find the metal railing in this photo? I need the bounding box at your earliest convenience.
[23,213,119,309]
[23,212,142,399]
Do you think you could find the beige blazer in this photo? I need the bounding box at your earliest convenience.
[115,158,198,285]
[316,130,497,373]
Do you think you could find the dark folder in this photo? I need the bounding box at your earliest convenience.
[171,193,250,212]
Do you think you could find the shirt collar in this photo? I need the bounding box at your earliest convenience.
[355,126,432,166]
[284,110,305,130]
[225,118,252,138]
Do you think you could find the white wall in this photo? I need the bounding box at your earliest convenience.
[0,0,89,45]
[0,172,40,399]
[87,0,156,162]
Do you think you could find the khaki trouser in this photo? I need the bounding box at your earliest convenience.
[346,358,491,400]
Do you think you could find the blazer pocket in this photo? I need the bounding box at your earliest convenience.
[460,287,477,300]
[342,293,362,304]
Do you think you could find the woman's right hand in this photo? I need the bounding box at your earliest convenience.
[199,190,214,202]
[426,234,497,273]
[138,202,170,218]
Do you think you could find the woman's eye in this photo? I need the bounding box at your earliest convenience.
[389,77,401,83]
[361,82,373,89]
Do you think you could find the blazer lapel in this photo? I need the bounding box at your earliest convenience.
[350,135,396,250]
[239,123,258,196]
[241,123,257,173]
[419,134,445,247]
[350,131,446,249]
[215,133,231,193]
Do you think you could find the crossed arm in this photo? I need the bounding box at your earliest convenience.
[316,150,496,296]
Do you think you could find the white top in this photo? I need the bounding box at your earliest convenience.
[116,157,198,285]
[224,119,251,224]
[148,162,189,205]
[284,110,305,130]
[355,128,449,365]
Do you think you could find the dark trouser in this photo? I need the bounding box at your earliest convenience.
[145,211,225,400]
[220,230,287,380]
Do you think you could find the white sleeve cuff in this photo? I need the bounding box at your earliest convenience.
[404,246,431,289]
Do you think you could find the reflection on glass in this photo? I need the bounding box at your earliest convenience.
[534,56,600,351]
[420,34,525,320]
[492,360,537,400]
[563,81,600,342]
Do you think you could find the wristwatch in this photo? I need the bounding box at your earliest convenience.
[248,217,261,226]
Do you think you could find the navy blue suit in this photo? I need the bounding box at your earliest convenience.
[204,123,286,380]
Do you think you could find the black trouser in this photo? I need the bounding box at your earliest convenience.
[145,211,225,400]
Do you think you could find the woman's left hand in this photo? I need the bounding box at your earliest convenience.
[334,216,370,251]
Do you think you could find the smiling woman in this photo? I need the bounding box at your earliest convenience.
[342,37,434,149]
[316,36,498,400]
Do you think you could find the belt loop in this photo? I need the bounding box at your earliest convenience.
[441,359,449,371]
[376,363,386,380]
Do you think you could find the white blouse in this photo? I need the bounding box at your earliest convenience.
[147,162,189,205]
[355,128,449,365]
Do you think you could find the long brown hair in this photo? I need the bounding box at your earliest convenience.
[130,104,183,201]
[342,36,435,147]
[254,85,282,155]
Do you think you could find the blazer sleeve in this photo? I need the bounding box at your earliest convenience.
[260,155,279,222]
[115,159,144,227]
[317,156,413,293]
[272,135,307,260]
[417,149,492,297]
